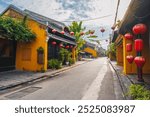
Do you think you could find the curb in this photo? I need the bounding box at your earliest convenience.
[108,60,133,99]
[0,60,92,91]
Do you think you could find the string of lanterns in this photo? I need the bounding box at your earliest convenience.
[51,41,74,49]
[124,23,147,82]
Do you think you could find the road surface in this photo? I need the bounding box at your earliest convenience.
[0,57,123,100]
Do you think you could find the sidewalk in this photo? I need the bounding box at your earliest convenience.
[109,60,150,99]
[0,60,90,91]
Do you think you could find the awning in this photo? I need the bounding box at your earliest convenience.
[119,0,150,34]
[48,34,76,45]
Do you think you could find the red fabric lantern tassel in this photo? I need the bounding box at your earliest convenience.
[132,23,147,35]
[126,55,134,64]
[59,44,63,48]
[52,29,57,33]
[65,45,69,49]
[61,31,65,35]
[52,41,56,45]
[124,33,133,40]
[134,39,143,52]
[70,32,74,36]
[134,56,146,68]
[126,43,132,52]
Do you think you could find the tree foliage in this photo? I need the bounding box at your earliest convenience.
[69,21,85,51]
[0,16,36,42]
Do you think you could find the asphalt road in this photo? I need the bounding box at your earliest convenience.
[0,57,123,100]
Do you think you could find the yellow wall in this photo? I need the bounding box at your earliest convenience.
[4,9,48,72]
[122,34,150,74]
[116,44,123,66]
[84,47,97,58]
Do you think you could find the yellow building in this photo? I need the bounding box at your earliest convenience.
[0,5,76,72]
[83,41,98,58]
[112,0,150,75]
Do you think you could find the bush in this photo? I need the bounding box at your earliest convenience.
[48,59,62,69]
[0,16,36,42]
[128,84,150,100]
[69,58,75,65]
[59,48,72,65]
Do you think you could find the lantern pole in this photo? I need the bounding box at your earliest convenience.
[136,34,144,82]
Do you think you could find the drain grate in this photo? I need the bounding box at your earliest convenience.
[5,87,42,99]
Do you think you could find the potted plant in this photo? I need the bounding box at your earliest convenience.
[37,46,44,64]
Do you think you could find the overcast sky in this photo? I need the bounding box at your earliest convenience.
[0,0,131,49]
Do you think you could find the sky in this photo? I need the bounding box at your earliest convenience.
[0,0,131,49]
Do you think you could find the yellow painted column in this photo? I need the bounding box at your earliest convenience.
[44,42,48,71]
[72,47,76,62]
[116,46,119,65]
[123,36,127,74]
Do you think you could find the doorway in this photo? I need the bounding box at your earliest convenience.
[0,39,16,72]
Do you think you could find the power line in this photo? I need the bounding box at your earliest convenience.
[61,14,112,22]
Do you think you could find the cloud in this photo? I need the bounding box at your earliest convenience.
[0,0,131,49]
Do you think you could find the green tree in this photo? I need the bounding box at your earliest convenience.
[69,21,98,60]
[0,16,36,42]
[69,21,85,50]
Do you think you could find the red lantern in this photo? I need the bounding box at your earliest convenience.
[70,45,73,48]
[126,55,134,64]
[90,31,94,34]
[70,32,74,36]
[132,23,147,35]
[80,32,84,36]
[126,43,132,52]
[52,29,57,33]
[100,28,105,33]
[124,33,133,40]
[134,39,143,52]
[134,56,146,68]
[52,41,56,45]
[61,31,65,35]
[111,26,115,30]
[59,43,63,48]
[65,45,69,49]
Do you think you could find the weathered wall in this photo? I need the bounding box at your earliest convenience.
[4,9,48,72]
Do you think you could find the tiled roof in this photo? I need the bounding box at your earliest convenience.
[1,4,66,30]
[24,9,66,30]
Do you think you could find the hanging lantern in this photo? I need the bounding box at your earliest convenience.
[90,30,94,35]
[59,43,63,48]
[126,55,134,64]
[61,31,65,35]
[111,26,115,30]
[70,45,73,48]
[100,28,105,33]
[80,32,84,36]
[52,29,57,33]
[52,41,56,45]
[126,43,132,52]
[124,33,133,40]
[134,39,143,52]
[70,32,74,36]
[132,23,147,35]
[134,56,146,68]
[65,45,69,49]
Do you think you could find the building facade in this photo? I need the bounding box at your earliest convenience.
[0,5,76,72]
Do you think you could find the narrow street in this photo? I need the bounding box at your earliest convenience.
[0,57,123,100]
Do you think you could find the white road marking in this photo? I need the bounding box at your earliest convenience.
[82,62,107,100]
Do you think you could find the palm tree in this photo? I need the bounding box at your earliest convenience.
[69,21,98,59]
